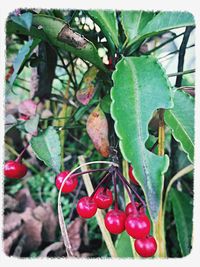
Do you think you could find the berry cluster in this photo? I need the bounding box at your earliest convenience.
[55,164,157,258]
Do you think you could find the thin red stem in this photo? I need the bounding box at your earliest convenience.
[15,143,29,162]
[116,169,146,210]
[113,171,119,210]
[90,172,111,198]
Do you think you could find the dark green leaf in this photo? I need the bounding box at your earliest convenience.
[30,126,61,173]
[8,38,41,87]
[111,56,172,220]
[11,12,33,30]
[170,188,193,256]
[87,11,119,51]
[115,232,133,258]
[164,90,194,163]
[125,11,195,54]
[121,11,155,47]
[100,94,111,114]
[24,114,40,135]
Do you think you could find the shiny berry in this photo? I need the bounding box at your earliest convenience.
[129,165,139,185]
[76,196,97,218]
[125,202,145,216]
[104,209,126,234]
[55,170,78,193]
[134,236,157,257]
[125,214,151,239]
[93,187,113,209]
[4,160,27,179]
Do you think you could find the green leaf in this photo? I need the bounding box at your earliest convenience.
[164,90,194,163]
[115,232,133,258]
[169,188,193,256]
[30,126,61,173]
[8,38,41,87]
[87,10,119,51]
[100,94,111,114]
[121,11,155,47]
[24,114,40,135]
[7,14,107,71]
[125,11,195,54]
[111,56,172,220]
[10,12,33,30]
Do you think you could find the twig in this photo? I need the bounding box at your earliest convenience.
[175,26,194,87]
[167,68,195,78]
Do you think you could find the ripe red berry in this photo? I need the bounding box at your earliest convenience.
[125,202,145,216]
[4,160,27,179]
[134,236,157,257]
[104,209,126,234]
[55,171,78,193]
[76,196,97,218]
[125,214,151,239]
[93,187,113,209]
[129,165,139,185]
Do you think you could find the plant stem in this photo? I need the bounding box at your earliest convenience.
[116,169,146,208]
[167,68,195,78]
[113,171,118,210]
[153,109,166,257]
[15,143,30,162]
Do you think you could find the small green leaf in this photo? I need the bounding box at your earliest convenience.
[115,232,133,258]
[164,90,194,163]
[24,114,40,135]
[30,126,61,173]
[111,56,172,220]
[11,12,33,30]
[100,94,111,114]
[5,114,17,133]
[125,11,195,54]
[88,10,119,51]
[170,188,193,256]
[8,38,41,87]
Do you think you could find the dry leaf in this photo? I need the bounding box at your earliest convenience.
[76,66,99,105]
[86,105,110,157]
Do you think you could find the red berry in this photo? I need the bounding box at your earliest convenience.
[76,196,97,218]
[104,209,126,234]
[55,171,78,193]
[93,187,113,209]
[134,236,157,257]
[125,214,151,239]
[125,202,145,216]
[129,165,139,185]
[4,160,27,179]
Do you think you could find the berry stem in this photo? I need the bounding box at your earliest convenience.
[116,171,138,215]
[113,170,118,210]
[90,171,111,198]
[15,143,29,163]
[70,167,109,179]
[116,169,146,210]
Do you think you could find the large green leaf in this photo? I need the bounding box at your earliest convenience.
[125,11,195,54]
[115,232,133,258]
[164,90,194,163]
[30,126,61,173]
[7,14,107,72]
[169,188,193,256]
[87,10,119,51]
[121,11,155,47]
[111,56,172,220]
[8,38,41,87]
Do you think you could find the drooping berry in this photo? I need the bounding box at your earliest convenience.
[125,202,145,216]
[76,196,97,218]
[125,214,151,239]
[4,160,27,179]
[104,209,126,234]
[55,170,78,193]
[93,187,113,209]
[134,236,157,257]
[129,165,139,185]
